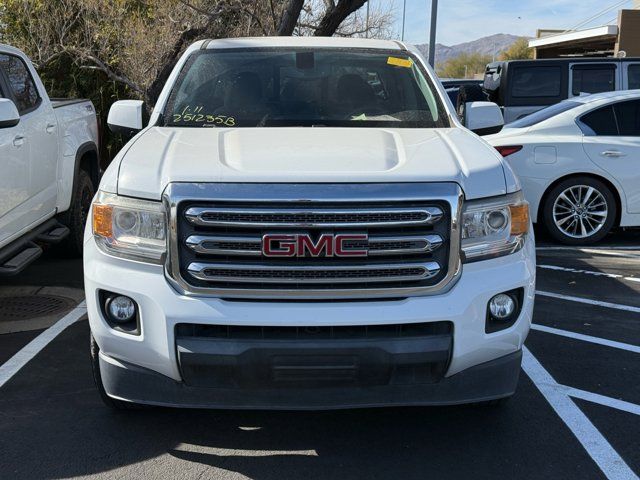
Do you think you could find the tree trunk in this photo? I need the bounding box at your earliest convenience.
[314,0,368,36]
[277,0,304,36]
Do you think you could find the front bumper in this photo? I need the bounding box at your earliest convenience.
[84,233,535,408]
[99,349,522,409]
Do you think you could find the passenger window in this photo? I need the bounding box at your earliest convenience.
[571,65,615,96]
[0,54,40,114]
[628,65,640,89]
[511,66,561,98]
[579,106,618,136]
[614,100,640,136]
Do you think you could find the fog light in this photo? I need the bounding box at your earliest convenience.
[106,295,136,323]
[489,293,516,320]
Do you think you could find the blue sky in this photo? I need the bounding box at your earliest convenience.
[382,0,634,46]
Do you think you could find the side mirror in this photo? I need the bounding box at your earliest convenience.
[0,99,20,128]
[463,101,504,136]
[107,100,145,136]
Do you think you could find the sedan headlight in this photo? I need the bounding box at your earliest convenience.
[92,191,167,264]
[462,191,529,262]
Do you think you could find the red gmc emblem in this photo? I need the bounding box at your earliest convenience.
[262,233,368,257]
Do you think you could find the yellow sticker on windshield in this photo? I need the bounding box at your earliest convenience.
[387,56,412,68]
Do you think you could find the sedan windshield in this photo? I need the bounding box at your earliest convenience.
[164,48,449,128]
[506,101,581,129]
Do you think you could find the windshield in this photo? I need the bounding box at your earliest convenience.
[506,101,581,128]
[164,48,450,128]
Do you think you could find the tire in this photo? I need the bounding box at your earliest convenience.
[542,176,617,245]
[90,334,143,411]
[58,169,95,257]
[456,84,488,122]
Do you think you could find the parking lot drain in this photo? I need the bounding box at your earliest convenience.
[0,295,75,322]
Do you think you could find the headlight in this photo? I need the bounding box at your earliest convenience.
[461,191,529,262]
[92,191,166,264]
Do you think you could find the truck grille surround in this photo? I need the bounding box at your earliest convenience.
[164,183,462,300]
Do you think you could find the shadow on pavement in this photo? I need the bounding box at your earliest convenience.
[0,321,603,480]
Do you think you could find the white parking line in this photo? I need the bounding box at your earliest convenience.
[536,247,640,260]
[531,324,640,354]
[522,347,638,480]
[559,385,640,417]
[536,290,640,314]
[538,264,640,283]
[0,301,87,389]
[537,245,640,252]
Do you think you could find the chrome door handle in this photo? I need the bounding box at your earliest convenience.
[601,150,626,158]
[13,135,25,147]
[46,123,56,133]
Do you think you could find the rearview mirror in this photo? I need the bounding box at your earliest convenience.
[463,101,504,136]
[0,99,20,128]
[107,100,145,136]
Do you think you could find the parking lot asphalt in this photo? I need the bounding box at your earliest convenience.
[1,228,639,480]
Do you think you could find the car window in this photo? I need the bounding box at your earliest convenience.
[571,65,615,96]
[165,48,450,128]
[579,105,618,136]
[506,101,581,128]
[0,54,40,114]
[614,99,640,136]
[511,66,561,98]
[628,65,640,89]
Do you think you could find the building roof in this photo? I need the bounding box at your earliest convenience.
[528,25,618,49]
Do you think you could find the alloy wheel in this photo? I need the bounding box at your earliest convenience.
[552,185,608,239]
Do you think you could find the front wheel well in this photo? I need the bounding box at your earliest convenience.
[538,173,622,226]
[78,147,100,189]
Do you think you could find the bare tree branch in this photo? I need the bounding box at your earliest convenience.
[67,49,144,94]
[314,0,368,37]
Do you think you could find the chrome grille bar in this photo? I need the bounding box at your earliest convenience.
[187,262,441,284]
[368,235,443,256]
[184,206,444,228]
[185,234,444,257]
[185,235,262,256]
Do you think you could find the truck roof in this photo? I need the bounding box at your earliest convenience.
[487,57,640,69]
[197,36,406,51]
[0,43,29,58]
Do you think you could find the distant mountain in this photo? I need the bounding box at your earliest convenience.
[416,34,526,65]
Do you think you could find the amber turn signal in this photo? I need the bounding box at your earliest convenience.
[509,203,530,236]
[93,203,113,238]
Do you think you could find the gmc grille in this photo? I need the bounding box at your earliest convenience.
[165,183,462,300]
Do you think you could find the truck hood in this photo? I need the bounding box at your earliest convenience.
[116,126,509,200]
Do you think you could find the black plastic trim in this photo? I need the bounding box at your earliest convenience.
[72,141,101,192]
[98,349,522,409]
[0,218,66,276]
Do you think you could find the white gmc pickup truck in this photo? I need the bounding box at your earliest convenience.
[0,44,100,273]
[86,37,535,410]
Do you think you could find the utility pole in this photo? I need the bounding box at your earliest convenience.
[428,0,439,67]
[365,1,370,38]
[401,0,407,41]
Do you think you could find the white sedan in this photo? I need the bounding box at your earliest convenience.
[487,90,640,244]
